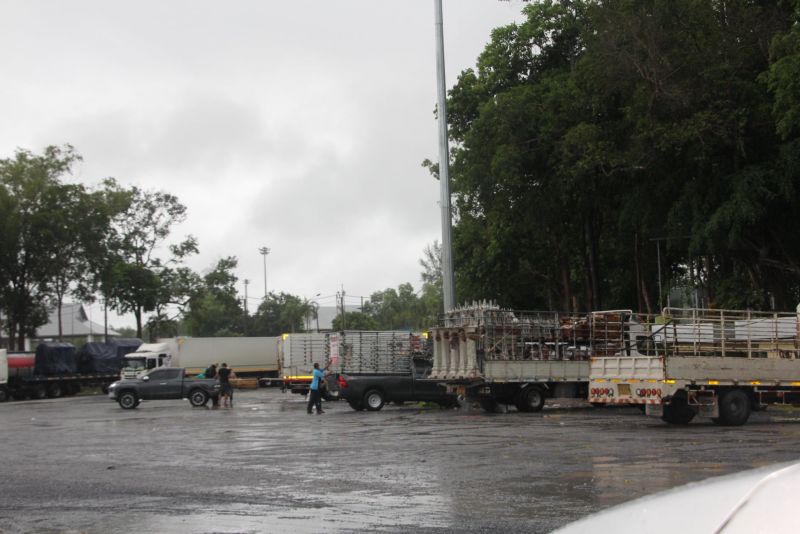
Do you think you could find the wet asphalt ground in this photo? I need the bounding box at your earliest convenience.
[2,389,800,534]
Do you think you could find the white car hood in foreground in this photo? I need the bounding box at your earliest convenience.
[554,461,800,534]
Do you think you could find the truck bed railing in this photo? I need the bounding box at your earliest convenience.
[432,304,800,379]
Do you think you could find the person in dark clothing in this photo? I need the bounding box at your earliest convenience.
[204,363,217,379]
[218,362,235,407]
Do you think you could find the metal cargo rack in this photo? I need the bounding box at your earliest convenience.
[653,307,800,359]
[335,331,415,374]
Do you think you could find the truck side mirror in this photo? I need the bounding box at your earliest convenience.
[142,375,150,382]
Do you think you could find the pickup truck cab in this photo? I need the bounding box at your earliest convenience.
[338,359,456,411]
[107,367,220,409]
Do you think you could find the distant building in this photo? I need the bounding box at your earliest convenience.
[306,305,361,332]
[2,303,120,351]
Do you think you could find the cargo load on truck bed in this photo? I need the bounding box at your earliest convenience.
[589,306,800,426]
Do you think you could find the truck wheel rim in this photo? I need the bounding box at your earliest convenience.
[368,394,381,408]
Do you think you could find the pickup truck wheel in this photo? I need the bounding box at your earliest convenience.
[479,396,498,413]
[29,386,47,400]
[517,387,545,413]
[0,387,8,402]
[717,389,751,426]
[118,391,139,409]
[364,389,385,411]
[189,389,209,407]
[347,400,364,411]
[46,383,62,398]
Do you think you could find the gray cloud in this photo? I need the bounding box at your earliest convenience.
[0,0,527,325]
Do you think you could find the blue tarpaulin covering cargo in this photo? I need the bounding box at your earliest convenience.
[77,339,142,374]
[34,342,77,376]
[108,338,143,359]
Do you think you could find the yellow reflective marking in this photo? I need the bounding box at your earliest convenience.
[647,379,658,383]
[663,379,676,384]
[791,382,800,387]
[708,380,719,385]
[750,381,761,385]
[611,379,620,383]
[595,379,606,383]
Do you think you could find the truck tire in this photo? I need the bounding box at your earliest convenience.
[29,386,47,400]
[47,383,62,398]
[0,387,8,402]
[363,389,385,411]
[118,391,139,409]
[479,395,498,413]
[716,389,751,426]
[661,398,695,425]
[11,390,27,401]
[188,389,209,407]
[516,387,545,413]
[347,400,364,411]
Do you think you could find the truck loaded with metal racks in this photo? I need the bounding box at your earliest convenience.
[589,306,800,425]
[278,330,429,399]
[429,302,621,412]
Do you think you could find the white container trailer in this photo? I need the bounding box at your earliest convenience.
[279,333,330,395]
[167,337,279,381]
[589,306,800,425]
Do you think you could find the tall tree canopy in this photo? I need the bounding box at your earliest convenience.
[103,186,198,338]
[0,146,85,348]
[443,0,800,312]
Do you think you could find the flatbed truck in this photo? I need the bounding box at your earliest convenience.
[589,306,800,425]
[429,303,606,412]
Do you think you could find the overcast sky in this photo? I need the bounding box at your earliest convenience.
[0,1,526,328]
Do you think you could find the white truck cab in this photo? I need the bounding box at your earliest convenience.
[121,342,173,379]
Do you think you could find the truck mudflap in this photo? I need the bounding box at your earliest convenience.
[645,404,663,416]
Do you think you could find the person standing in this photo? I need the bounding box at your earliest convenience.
[307,361,330,415]
[204,363,217,379]
[218,362,235,408]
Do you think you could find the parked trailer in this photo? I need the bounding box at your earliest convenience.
[121,337,280,384]
[279,333,330,395]
[429,302,625,412]
[589,306,800,425]
[168,336,280,384]
[0,344,120,402]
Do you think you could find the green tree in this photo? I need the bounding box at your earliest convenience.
[363,283,425,330]
[47,180,128,339]
[439,0,800,312]
[103,187,197,338]
[419,241,444,326]
[249,292,312,336]
[332,311,378,331]
[0,145,81,349]
[182,257,244,337]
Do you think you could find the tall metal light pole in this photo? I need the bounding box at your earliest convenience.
[243,279,249,315]
[259,247,270,298]
[434,0,456,312]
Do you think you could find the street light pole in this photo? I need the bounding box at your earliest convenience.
[434,0,456,313]
[243,279,249,315]
[258,246,270,299]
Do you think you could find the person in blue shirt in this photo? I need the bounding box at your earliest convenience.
[307,361,330,415]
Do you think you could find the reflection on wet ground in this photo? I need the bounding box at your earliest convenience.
[2,390,799,533]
